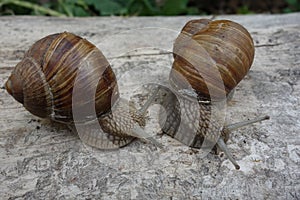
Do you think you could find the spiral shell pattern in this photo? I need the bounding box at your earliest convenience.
[170,19,255,100]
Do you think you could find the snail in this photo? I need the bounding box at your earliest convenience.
[5,24,269,170]
[138,19,269,169]
[5,32,161,149]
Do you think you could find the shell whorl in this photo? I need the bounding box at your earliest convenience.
[5,32,119,124]
[170,19,255,101]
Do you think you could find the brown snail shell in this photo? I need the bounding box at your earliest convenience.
[170,19,255,101]
[5,32,119,123]
[5,32,155,149]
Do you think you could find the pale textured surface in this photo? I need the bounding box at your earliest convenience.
[0,13,299,199]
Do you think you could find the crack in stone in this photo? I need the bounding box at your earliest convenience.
[255,43,283,48]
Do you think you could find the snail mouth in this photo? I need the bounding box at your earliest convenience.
[5,74,24,104]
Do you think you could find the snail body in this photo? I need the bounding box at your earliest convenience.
[142,19,267,169]
[168,19,256,169]
[167,19,269,169]
[5,32,153,149]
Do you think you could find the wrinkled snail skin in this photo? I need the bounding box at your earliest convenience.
[144,86,227,148]
[138,84,181,137]
[138,84,227,148]
[69,98,145,149]
[5,32,152,149]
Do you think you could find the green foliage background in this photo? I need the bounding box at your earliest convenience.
[0,0,299,16]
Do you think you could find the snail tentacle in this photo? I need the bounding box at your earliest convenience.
[224,115,270,132]
[217,138,240,170]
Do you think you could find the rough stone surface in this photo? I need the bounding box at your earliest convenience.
[0,13,299,199]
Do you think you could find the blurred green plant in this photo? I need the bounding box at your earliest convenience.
[284,0,300,12]
[0,0,299,16]
[0,0,200,16]
[237,5,254,14]
[0,0,66,16]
